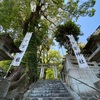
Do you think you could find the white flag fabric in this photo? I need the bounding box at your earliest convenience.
[11,32,32,66]
[40,67,44,78]
[67,35,88,68]
[53,67,58,78]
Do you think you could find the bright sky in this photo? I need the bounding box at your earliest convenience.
[77,0,100,43]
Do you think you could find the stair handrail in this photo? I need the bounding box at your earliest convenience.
[62,71,100,93]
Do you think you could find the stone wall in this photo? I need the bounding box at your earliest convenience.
[0,78,10,99]
[94,80,100,90]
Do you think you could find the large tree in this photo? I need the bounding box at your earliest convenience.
[0,0,96,84]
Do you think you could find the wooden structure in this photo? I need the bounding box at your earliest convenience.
[83,26,100,62]
[0,34,21,61]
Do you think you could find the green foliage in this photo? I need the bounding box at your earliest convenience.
[48,50,62,64]
[0,0,30,39]
[46,68,54,79]
[54,20,81,46]
[46,64,62,79]
[0,0,96,82]
[65,0,96,20]
[37,35,55,64]
[39,49,63,79]
[25,34,39,83]
[0,60,11,71]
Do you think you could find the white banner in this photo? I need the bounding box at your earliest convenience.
[11,32,32,66]
[67,35,88,68]
[53,67,58,79]
[40,67,44,78]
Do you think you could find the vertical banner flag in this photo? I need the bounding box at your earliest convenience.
[11,32,32,66]
[53,67,58,79]
[40,67,44,78]
[67,35,88,68]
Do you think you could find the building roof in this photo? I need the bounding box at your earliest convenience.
[83,26,100,53]
[0,34,21,61]
[0,34,21,53]
[83,26,100,62]
[84,35,100,51]
[87,25,100,41]
[0,49,12,61]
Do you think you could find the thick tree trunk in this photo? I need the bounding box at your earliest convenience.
[7,67,25,82]
[9,73,26,90]
[7,68,21,82]
[22,3,42,84]
[26,34,38,84]
[7,67,26,91]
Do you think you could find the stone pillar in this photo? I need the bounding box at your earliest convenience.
[53,66,58,79]
[40,67,44,78]
[94,80,100,90]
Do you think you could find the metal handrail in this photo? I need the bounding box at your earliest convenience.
[62,71,100,93]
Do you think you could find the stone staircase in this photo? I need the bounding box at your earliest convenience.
[23,80,75,100]
[80,92,100,100]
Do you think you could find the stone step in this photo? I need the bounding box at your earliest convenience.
[35,81,61,83]
[29,93,70,97]
[34,83,64,87]
[33,87,65,90]
[82,97,99,100]
[32,85,65,88]
[34,81,61,83]
[38,80,60,82]
[26,97,74,100]
[81,93,100,100]
[33,84,64,88]
[31,90,68,94]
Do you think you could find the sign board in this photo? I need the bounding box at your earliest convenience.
[67,35,88,68]
[11,32,32,66]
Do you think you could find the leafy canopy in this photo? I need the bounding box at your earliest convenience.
[54,20,81,47]
[0,0,96,81]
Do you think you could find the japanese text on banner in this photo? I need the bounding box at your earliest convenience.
[67,35,88,68]
[11,32,32,66]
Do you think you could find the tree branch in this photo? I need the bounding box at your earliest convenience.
[43,14,56,26]
[51,0,58,5]
[51,0,66,11]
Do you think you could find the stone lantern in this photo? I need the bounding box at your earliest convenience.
[0,34,21,61]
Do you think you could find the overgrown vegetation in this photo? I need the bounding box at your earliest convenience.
[54,20,82,46]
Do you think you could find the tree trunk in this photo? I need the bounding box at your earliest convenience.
[26,33,38,84]
[9,73,26,90]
